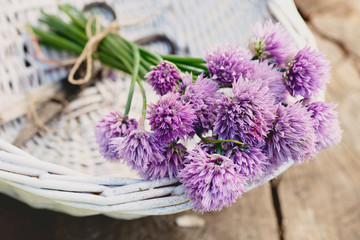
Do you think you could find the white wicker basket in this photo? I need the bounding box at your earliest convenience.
[0,0,319,220]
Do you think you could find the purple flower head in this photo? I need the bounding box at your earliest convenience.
[178,73,220,135]
[111,127,165,172]
[145,60,181,95]
[225,145,268,180]
[179,147,246,213]
[246,60,288,104]
[250,20,295,65]
[306,101,342,150]
[285,47,331,98]
[141,143,187,180]
[213,78,276,145]
[206,45,253,87]
[95,111,138,161]
[146,93,196,143]
[265,102,317,165]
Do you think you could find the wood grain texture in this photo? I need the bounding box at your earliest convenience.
[294,0,357,19]
[279,3,360,238]
[279,150,360,240]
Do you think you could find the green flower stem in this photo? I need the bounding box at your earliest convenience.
[136,77,147,118]
[38,11,133,74]
[47,7,134,74]
[113,37,152,77]
[35,8,203,77]
[139,48,161,66]
[140,58,153,72]
[34,6,216,86]
[216,144,222,154]
[103,36,133,73]
[124,45,140,115]
[161,54,206,64]
[138,65,149,78]
[126,41,154,76]
[59,4,87,30]
[191,74,198,82]
[176,64,203,76]
[60,3,158,68]
[39,12,87,45]
[31,26,84,54]
[141,53,158,66]
[98,52,129,74]
[98,43,123,64]
[138,45,163,63]
[112,35,134,61]
[197,134,244,146]
[121,36,163,69]
[186,62,208,71]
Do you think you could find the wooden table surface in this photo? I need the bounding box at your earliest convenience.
[0,1,359,239]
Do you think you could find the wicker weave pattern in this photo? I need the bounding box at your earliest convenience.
[0,0,318,219]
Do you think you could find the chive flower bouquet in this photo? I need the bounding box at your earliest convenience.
[32,4,342,213]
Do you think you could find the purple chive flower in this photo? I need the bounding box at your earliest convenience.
[225,145,268,180]
[265,102,317,165]
[250,20,295,65]
[206,45,253,87]
[95,111,138,161]
[141,143,187,180]
[146,93,196,143]
[177,73,220,135]
[213,78,276,145]
[306,102,342,151]
[179,147,246,213]
[145,60,181,95]
[285,47,331,98]
[246,60,289,104]
[111,128,165,172]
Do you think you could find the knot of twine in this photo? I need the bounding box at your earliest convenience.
[68,12,158,85]
[28,12,158,85]
[68,15,120,85]
[24,12,158,134]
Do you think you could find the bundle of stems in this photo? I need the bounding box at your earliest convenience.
[31,4,208,115]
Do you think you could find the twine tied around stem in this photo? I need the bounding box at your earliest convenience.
[67,15,120,85]
[28,12,159,85]
[68,12,159,85]
[23,12,158,135]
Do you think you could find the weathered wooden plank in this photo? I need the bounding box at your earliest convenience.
[279,149,360,240]
[188,185,279,240]
[278,30,360,240]
[311,13,360,59]
[294,0,354,19]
